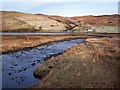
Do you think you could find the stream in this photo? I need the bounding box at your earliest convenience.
[1,38,84,88]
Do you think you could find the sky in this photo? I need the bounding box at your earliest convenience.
[1,0,119,17]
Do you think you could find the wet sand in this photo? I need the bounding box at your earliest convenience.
[33,35,120,88]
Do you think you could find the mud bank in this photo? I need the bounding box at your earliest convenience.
[33,36,120,88]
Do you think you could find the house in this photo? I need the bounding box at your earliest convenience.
[88,28,93,32]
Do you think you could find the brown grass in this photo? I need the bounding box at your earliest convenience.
[33,36,120,88]
[1,34,99,54]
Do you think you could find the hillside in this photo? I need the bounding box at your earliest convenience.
[1,11,67,32]
[70,15,119,33]
[71,15,118,26]
[33,36,120,88]
[1,11,119,33]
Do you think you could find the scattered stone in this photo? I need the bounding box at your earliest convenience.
[8,73,11,75]
[23,68,27,71]
[11,78,14,80]
[14,64,17,66]
[18,70,22,73]
[31,63,35,66]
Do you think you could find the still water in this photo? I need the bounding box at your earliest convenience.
[1,38,84,88]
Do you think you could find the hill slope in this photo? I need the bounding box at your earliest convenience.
[1,11,119,33]
[1,11,67,32]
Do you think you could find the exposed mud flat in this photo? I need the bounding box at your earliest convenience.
[33,36,120,88]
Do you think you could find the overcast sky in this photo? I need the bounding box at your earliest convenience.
[1,0,119,16]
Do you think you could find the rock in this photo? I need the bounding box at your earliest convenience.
[33,68,50,79]
[8,73,11,75]
[31,63,35,66]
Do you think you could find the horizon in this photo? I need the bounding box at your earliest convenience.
[1,2,118,17]
[1,10,119,17]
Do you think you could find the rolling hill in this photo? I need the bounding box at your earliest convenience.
[1,11,119,33]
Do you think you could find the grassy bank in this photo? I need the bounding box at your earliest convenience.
[33,35,120,88]
[1,34,103,54]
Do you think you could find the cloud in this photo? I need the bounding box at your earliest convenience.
[2,0,63,2]
[1,2,118,16]
[1,0,119,2]
[1,2,48,12]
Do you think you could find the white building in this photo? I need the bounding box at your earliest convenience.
[88,29,93,32]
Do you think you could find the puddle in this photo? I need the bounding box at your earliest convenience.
[1,38,84,88]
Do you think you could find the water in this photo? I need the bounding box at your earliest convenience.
[0,32,90,36]
[0,32,73,36]
[1,38,84,88]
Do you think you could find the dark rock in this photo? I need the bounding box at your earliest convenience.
[11,67,13,68]
[14,64,17,66]
[23,68,27,71]
[8,73,11,75]
[11,78,14,80]
[31,63,35,66]
[18,70,22,73]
